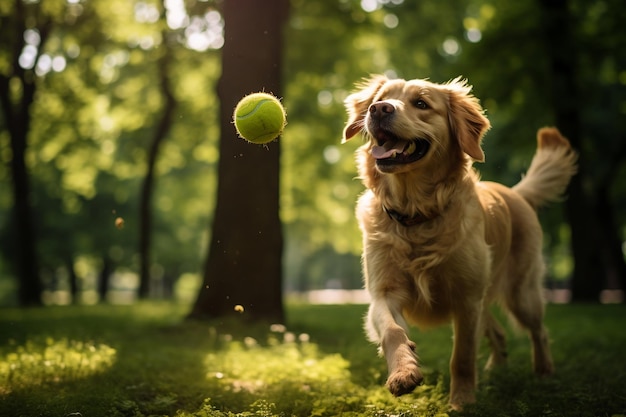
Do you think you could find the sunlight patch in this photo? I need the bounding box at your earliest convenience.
[204,331,350,394]
[198,328,451,416]
[0,338,116,394]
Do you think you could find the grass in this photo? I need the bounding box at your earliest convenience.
[0,302,625,417]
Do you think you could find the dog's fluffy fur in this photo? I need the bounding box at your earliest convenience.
[342,75,578,410]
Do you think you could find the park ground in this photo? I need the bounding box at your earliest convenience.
[1,301,625,416]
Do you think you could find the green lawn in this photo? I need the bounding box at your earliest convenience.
[1,302,625,416]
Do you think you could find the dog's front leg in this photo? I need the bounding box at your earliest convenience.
[367,298,423,396]
[449,302,482,410]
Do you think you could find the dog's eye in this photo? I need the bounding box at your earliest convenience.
[413,99,429,110]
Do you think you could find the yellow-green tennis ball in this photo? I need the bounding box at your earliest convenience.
[233,93,286,144]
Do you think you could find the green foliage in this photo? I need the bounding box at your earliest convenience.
[0,0,222,301]
[1,0,625,299]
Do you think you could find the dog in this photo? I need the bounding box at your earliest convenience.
[341,75,577,410]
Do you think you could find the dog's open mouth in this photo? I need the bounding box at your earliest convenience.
[370,130,430,165]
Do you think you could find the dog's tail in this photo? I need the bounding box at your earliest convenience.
[512,127,578,210]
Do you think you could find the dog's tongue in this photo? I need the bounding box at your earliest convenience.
[371,140,408,159]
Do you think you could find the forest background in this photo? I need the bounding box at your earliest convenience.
[1,0,625,308]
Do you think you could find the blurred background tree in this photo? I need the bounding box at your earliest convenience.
[0,0,221,305]
[0,0,624,308]
[188,0,288,322]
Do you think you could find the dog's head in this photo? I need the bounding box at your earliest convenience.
[342,76,490,175]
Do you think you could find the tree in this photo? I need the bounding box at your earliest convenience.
[138,1,177,299]
[0,0,50,306]
[0,0,222,305]
[189,0,289,322]
[538,0,626,301]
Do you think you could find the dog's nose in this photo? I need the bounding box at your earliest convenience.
[369,101,395,120]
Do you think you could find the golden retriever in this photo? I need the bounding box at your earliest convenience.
[341,75,578,410]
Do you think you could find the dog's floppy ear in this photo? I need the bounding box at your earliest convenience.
[342,75,388,143]
[446,78,490,162]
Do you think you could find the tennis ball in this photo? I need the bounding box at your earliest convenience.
[233,93,286,144]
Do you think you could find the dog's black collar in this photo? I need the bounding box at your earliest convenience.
[383,205,435,227]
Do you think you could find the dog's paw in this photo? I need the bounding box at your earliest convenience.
[386,367,423,396]
[449,390,476,411]
[534,360,555,377]
[385,343,423,396]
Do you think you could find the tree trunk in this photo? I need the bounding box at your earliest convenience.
[539,0,606,302]
[138,7,177,299]
[596,183,626,292]
[6,100,42,306]
[66,256,79,304]
[0,2,51,306]
[98,256,112,303]
[189,0,289,323]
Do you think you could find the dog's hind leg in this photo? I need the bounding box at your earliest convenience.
[505,260,554,376]
[483,310,508,370]
[366,297,423,396]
